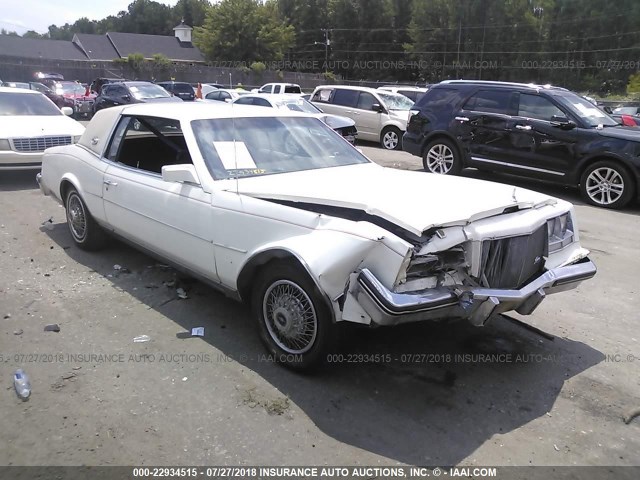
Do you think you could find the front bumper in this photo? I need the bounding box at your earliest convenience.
[0,151,42,170]
[353,257,597,327]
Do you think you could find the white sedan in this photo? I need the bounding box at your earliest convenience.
[37,103,596,370]
[0,87,85,170]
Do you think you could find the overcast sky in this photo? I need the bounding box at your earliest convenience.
[0,0,180,35]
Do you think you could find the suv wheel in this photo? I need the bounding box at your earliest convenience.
[381,127,402,150]
[423,138,461,175]
[580,161,634,209]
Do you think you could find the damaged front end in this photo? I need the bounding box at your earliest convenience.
[343,206,596,327]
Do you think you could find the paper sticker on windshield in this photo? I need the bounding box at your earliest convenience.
[213,141,257,170]
[129,86,139,92]
[574,102,605,118]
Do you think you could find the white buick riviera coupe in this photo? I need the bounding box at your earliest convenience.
[38,103,596,370]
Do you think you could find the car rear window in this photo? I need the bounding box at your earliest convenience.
[332,89,359,107]
[415,87,458,109]
[172,83,194,94]
[284,85,302,94]
[463,90,513,114]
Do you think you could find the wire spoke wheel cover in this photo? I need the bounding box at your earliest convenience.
[585,167,624,205]
[262,280,318,354]
[426,143,455,174]
[67,193,87,241]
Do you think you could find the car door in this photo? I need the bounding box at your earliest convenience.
[502,92,579,180]
[352,91,382,140]
[102,115,218,280]
[454,89,518,169]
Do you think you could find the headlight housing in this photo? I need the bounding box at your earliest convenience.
[547,213,574,252]
[0,139,11,151]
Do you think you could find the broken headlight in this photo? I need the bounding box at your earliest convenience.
[547,213,574,252]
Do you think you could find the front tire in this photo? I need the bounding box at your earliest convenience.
[422,138,462,175]
[580,161,634,209]
[252,262,335,371]
[381,126,402,150]
[65,187,107,250]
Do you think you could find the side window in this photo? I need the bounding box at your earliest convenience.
[356,92,376,110]
[332,89,359,107]
[518,94,565,121]
[110,85,128,97]
[101,85,112,96]
[463,90,513,114]
[234,97,253,105]
[205,91,219,100]
[109,116,191,174]
[252,98,272,107]
[219,92,231,101]
[312,89,331,103]
[416,87,458,109]
[259,84,272,93]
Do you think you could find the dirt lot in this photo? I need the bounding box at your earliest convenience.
[1,144,639,470]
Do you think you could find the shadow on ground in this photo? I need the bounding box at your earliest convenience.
[0,170,40,192]
[42,222,605,466]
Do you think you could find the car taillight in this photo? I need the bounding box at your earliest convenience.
[408,109,419,123]
[621,114,637,127]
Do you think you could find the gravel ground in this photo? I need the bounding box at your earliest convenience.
[0,143,639,471]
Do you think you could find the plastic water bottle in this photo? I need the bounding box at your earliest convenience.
[13,369,31,400]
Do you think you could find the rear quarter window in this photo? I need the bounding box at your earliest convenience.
[415,87,459,110]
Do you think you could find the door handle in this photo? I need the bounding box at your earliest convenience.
[104,180,118,186]
[515,124,532,131]
[455,116,469,122]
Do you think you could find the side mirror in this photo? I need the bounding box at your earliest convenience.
[161,164,201,185]
[371,103,384,113]
[550,115,576,130]
[122,94,131,101]
[61,107,73,116]
[603,106,613,114]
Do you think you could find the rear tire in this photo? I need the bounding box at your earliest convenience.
[252,262,336,371]
[65,187,108,250]
[580,160,634,209]
[422,138,462,175]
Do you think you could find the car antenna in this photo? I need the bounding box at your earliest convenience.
[512,187,518,203]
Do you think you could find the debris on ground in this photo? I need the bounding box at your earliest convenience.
[191,327,205,337]
[41,217,54,230]
[238,387,291,416]
[13,369,31,401]
[176,288,188,299]
[44,324,61,332]
[113,264,131,274]
[4,313,10,319]
[164,280,176,288]
[553,444,560,452]
[623,408,640,424]
[182,377,188,382]
[13,329,23,336]
[133,335,151,343]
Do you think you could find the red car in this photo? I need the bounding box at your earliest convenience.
[34,73,96,119]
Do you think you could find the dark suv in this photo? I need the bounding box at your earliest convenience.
[403,80,640,209]
[156,81,195,101]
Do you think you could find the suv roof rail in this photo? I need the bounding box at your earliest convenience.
[439,79,568,91]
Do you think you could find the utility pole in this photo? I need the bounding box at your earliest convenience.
[314,29,330,73]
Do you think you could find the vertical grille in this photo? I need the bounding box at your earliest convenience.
[480,225,548,289]
[12,136,72,153]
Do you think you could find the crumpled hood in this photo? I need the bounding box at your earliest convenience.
[0,115,85,138]
[318,114,355,130]
[232,163,559,236]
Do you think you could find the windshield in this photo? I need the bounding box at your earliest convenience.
[56,83,86,95]
[129,84,171,100]
[0,92,62,116]
[613,106,639,115]
[378,91,414,110]
[555,92,618,127]
[276,98,322,114]
[191,116,369,179]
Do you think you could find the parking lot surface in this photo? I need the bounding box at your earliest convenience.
[1,143,639,468]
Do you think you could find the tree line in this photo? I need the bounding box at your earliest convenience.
[3,0,639,94]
